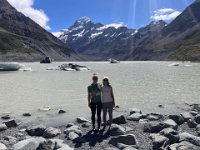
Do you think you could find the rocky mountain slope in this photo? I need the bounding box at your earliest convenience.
[0,0,81,62]
[56,0,200,61]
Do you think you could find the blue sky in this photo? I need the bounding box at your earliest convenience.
[8,0,195,32]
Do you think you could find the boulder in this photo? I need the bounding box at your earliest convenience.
[190,111,198,116]
[4,136,17,145]
[76,117,90,123]
[108,124,126,136]
[64,125,82,136]
[125,126,134,132]
[0,143,7,150]
[4,120,18,127]
[187,119,198,128]
[123,147,138,150]
[43,127,61,138]
[163,119,178,130]
[195,114,200,124]
[13,137,46,150]
[50,139,73,150]
[160,128,179,144]
[26,125,46,136]
[113,115,127,124]
[196,124,200,135]
[117,143,138,150]
[22,113,31,117]
[58,110,66,114]
[66,123,75,128]
[147,113,163,121]
[1,115,10,120]
[130,108,142,115]
[160,128,178,136]
[67,131,80,141]
[169,114,184,125]
[109,134,138,147]
[127,113,146,121]
[81,122,90,128]
[143,122,164,133]
[36,141,54,150]
[0,124,7,132]
[179,132,200,146]
[181,112,193,121]
[150,134,170,150]
[169,141,200,150]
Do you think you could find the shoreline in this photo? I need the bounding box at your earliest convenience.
[0,103,200,149]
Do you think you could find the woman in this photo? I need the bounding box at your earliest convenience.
[102,77,115,129]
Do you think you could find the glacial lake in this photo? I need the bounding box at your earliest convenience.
[0,61,200,126]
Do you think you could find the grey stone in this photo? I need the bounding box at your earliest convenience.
[81,122,90,128]
[36,140,54,150]
[22,113,31,117]
[160,128,178,136]
[160,128,179,144]
[113,115,127,124]
[123,147,138,150]
[0,124,7,132]
[196,124,200,135]
[50,139,73,150]
[1,115,10,120]
[195,114,200,124]
[143,122,164,133]
[163,119,178,130]
[4,120,18,127]
[181,112,193,121]
[169,114,184,125]
[190,111,198,116]
[43,127,61,138]
[58,110,66,114]
[76,117,90,123]
[67,131,79,141]
[150,134,170,150]
[66,123,75,128]
[187,119,198,128]
[125,126,134,132]
[117,143,138,150]
[147,113,163,121]
[127,113,146,121]
[0,143,7,150]
[108,124,126,136]
[179,132,200,146]
[169,141,200,150]
[4,136,17,145]
[64,125,82,136]
[109,134,138,147]
[26,125,46,136]
[13,137,46,150]
[130,108,142,115]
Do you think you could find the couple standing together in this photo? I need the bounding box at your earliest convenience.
[88,74,115,131]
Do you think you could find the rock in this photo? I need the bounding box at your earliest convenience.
[179,132,200,146]
[127,113,146,121]
[67,131,79,141]
[125,126,134,132]
[4,136,17,145]
[76,117,90,123]
[195,114,200,124]
[108,124,126,136]
[43,127,61,138]
[26,125,46,136]
[13,137,46,150]
[4,120,18,127]
[160,128,179,144]
[169,141,200,150]
[81,122,90,128]
[139,119,148,124]
[150,134,170,150]
[58,110,66,114]
[169,114,184,125]
[143,122,164,133]
[147,113,163,121]
[123,147,138,150]
[1,115,10,120]
[39,107,51,111]
[181,112,193,121]
[64,125,82,136]
[130,108,142,115]
[113,115,127,124]
[187,119,198,128]
[163,119,178,130]
[190,111,198,116]
[117,143,138,150]
[158,104,164,108]
[0,143,7,150]
[190,104,200,112]
[196,124,200,135]
[36,140,54,150]
[0,124,7,132]
[50,139,73,150]
[109,134,138,147]
[22,113,31,117]
[66,123,75,128]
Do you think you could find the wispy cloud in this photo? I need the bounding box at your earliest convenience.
[7,0,50,30]
[151,8,181,22]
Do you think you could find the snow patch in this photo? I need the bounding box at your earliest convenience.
[97,23,126,30]
[90,32,103,39]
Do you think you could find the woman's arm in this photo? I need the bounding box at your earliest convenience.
[111,87,115,107]
[88,93,91,108]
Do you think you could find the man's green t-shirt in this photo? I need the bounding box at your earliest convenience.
[88,83,102,103]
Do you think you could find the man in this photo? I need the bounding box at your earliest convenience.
[88,74,102,131]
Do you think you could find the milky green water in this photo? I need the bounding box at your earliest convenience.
[0,61,199,126]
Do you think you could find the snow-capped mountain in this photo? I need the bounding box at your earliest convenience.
[54,17,167,60]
